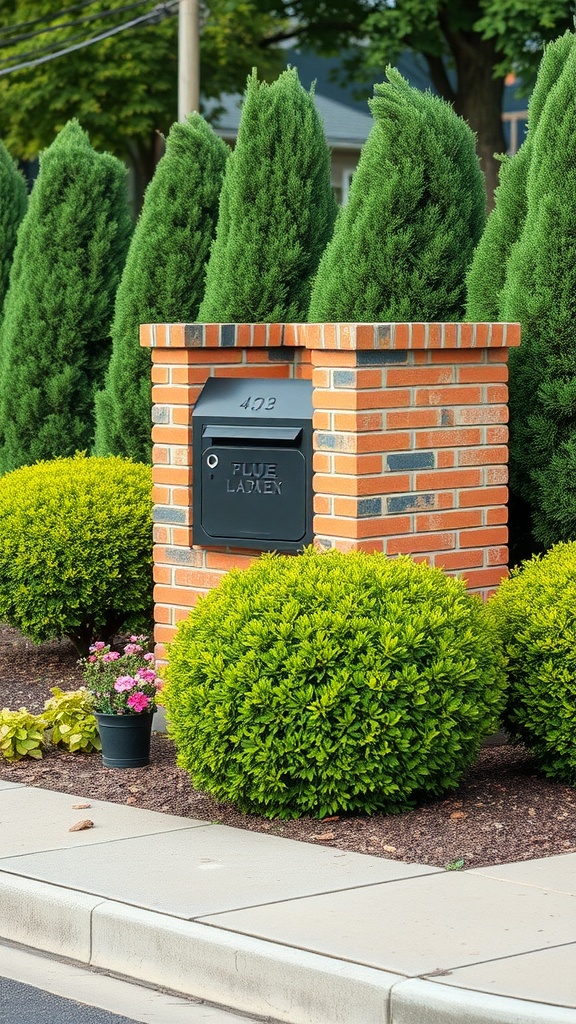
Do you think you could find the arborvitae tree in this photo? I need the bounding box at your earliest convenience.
[0,120,132,475]
[94,114,229,463]
[198,68,337,323]
[500,38,576,548]
[308,68,485,323]
[466,31,574,322]
[0,141,27,312]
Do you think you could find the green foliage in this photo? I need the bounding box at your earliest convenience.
[499,36,576,547]
[0,455,153,655]
[0,119,133,474]
[41,687,101,753]
[0,707,47,761]
[466,31,574,322]
[308,68,485,322]
[489,543,576,784]
[0,1,284,198]
[0,140,27,311]
[199,67,337,322]
[94,114,228,463]
[163,549,506,819]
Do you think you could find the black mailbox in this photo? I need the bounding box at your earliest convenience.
[192,377,313,551]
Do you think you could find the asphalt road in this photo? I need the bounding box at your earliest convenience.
[1,975,140,1023]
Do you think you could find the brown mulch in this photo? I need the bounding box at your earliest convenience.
[1,623,575,870]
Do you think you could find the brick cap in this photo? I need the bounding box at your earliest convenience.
[140,321,521,351]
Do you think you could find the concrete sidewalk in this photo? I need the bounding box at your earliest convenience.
[1,779,575,1024]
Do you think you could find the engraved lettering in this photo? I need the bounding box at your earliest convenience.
[232,463,242,475]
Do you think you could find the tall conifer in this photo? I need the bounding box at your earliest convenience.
[94,114,228,463]
[308,68,485,322]
[199,68,337,322]
[500,37,576,546]
[466,31,573,322]
[0,120,132,474]
[0,141,27,312]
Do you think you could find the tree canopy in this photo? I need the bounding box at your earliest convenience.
[258,0,575,202]
[0,1,284,198]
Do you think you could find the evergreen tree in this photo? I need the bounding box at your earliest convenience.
[0,120,132,474]
[466,31,574,322]
[308,68,485,322]
[199,68,337,323]
[500,37,576,547]
[0,141,27,312]
[94,115,229,464]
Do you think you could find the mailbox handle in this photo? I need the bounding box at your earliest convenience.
[202,424,302,445]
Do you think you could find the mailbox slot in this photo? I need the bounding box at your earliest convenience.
[192,378,313,552]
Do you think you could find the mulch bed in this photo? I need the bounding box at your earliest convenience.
[1,623,575,869]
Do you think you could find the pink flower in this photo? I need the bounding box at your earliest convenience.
[136,668,157,684]
[88,655,97,663]
[124,643,142,656]
[89,641,106,653]
[102,651,120,662]
[114,675,135,693]
[127,692,150,712]
[143,652,155,663]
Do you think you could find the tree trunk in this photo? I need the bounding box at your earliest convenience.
[425,35,507,212]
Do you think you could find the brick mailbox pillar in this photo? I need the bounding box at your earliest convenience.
[140,320,520,660]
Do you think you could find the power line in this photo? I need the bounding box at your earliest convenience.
[0,1,177,77]
[0,1,159,62]
[0,0,102,40]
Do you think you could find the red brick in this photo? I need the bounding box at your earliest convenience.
[415,385,482,407]
[455,405,508,425]
[434,550,485,570]
[415,469,482,490]
[333,454,384,475]
[385,532,456,555]
[458,486,508,508]
[460,567,509,590]
[487,506,508,525]
[458,366,508,383]
[205,551,258,570]
[416,427,483,449]
[387,409,441,430]
[415,510,482,532]
[458,447,508,466]
[386,367,455,387]
[459,526,508,548]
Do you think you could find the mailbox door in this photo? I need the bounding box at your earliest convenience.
[201,445,307,541]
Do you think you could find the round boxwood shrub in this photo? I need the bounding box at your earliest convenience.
[163,549,506,819]
[489,542,576,784]
[0,454,153,655]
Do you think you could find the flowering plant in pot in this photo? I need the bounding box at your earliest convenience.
[80,636,162,768]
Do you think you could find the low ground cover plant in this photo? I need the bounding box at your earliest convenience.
[0,707,47,761]
[489,542,576,785]
[0,454,153,655]
[41,687,101,753]
[163,549,506,819]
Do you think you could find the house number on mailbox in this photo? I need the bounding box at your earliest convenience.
[239,396,277,411]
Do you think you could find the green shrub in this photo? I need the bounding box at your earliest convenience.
[42,687,101,753]
[163,549,506,819]
[489,543,576,784]
[0,454,153,655]
[0,708,47,761]
[0,139,27,313]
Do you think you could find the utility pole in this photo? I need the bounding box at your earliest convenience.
[178,0,200,119]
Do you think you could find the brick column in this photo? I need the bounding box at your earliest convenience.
[302,322,519,595]
[141,320,519,659]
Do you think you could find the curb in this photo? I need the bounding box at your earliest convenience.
[1,871,576,1024]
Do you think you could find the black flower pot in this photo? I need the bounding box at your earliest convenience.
[95,711,154,768]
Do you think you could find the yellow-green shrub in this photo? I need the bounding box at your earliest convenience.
[489,542,576,783]
[0,454,153,654]
[163,549,507,819]
[0,708,47,761]
[42,687,101,753]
